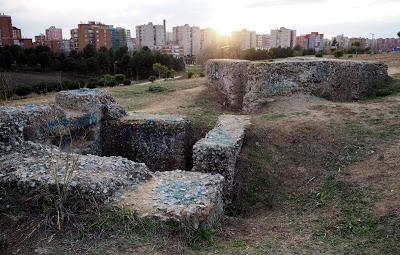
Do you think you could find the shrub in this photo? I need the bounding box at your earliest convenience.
[348,55,353,58]
[187,71,194,79]
[32,82,48,94]
[315,52,323,58]
[334,50,344,58]
[114,74,126,84]
[99,74,116,87]
[107,80,117,87]
[62,80,80,90]
[148,85,166,93]
[199,72,205,77]
[148,75,157,83]
[14,86,32,96]
[47,82,62,92]
[123,79,131,86]
[87,79,98,89]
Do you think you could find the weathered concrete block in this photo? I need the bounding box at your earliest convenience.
[55,89,126,154]
[206,59,250,110]
[101,113,192,172]
[207,58,390,112]
[192,115,251,201]
[0,142,152,204]
[0,104,62,153]
[118,170,224,228]
[55,89,126,119]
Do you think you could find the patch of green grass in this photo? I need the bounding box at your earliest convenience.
[59,206,216,252]
[238,142,282,212]
[261,113,287,121]
[261,112,311,122]
[148,85,168,93]
[362,76,400,100]
[107,78,205,111]
[300,176,400,254]
[293,111,311,117]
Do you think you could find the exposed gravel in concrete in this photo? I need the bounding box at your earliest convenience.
[207,58,390,112]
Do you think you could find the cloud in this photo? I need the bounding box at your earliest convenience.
[247,0,324,8]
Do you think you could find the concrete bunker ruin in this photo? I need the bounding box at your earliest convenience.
[0,89,250,228]
[206,58,390,112]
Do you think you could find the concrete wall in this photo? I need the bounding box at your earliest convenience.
[192,115,251,203]
[101,113,193,172]
[207,58,390,113]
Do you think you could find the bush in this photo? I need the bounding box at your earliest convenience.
[315,52,323,58]
[148,85,167,93]
[187,71,194,79]
[99,74,116,87]
[108,80,117,87]
[123,79,131,86]
[47,82,62,92]
[348,55,353,58]
[62,80,80,90]
[334,50,344,58]
[32,82,49,94]
[114,74,126,84]
[148,75,157,83]
[87,79,98,89]
[199,72,205,77]
[14,86,32,96]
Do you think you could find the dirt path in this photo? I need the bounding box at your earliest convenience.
[136,85,206,114]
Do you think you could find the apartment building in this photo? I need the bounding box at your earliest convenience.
[231,29,257,50]
[296,32,324,51]
[75,21,113,50]
[334,34,350,49]
[270,27,296,48]
[256,34,271,50]
[173,24,201,56]
[12,26,21,40]
[70,28,79,50]
[45,26,62,41]
[200,27,220,50]
[34,34,46,46]
[0,14,14,46]
[112,27,131,49]
[136,22,166,50]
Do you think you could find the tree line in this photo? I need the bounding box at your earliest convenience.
[197,45,320,65]
[0,45,185,80]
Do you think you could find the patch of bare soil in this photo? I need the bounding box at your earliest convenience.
[137,85,206,114]
[347,140,400,217]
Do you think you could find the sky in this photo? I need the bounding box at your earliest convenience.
[1,0,400,39]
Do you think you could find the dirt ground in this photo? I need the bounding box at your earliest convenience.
[137,85,207,114]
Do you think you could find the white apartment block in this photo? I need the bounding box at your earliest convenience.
[70,28,79,50]
[256,34,271,50]
[172,24,201,56]
[200,27,219,50]
[270,27,296,48]
[231,29,257,50]
[136,22,165,49]
[335,34,350,49]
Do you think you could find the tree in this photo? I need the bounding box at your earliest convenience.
[331,38,337,47]
[352,41,361,56]
[398,31,400,38]
[82,44,97,59]
[334,50,344,58]
[153,63,169,79]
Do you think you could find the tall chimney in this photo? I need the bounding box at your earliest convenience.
[163,19,166,45]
